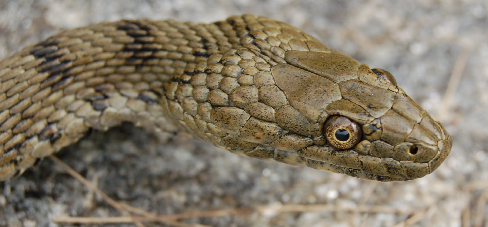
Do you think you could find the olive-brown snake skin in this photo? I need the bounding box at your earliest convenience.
[0,15,452,182]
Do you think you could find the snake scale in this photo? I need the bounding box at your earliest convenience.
[0,15,451,182]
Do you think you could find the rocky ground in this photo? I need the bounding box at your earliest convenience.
[0,0,487,226]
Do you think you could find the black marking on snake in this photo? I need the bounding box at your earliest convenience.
[117,21,161,69]
[184,71,194,77]
[92,101,108,110]
[40,73,63,88]
[31,42,77,92]
[226,19,238,27]
[191,39,210,57]
[50,131,63,144]
[201,38,210,46]
[12,169,22,178]
[203,41,218,51]
[30,46,59,59]
[151,89,162,98]
[94,84,114,92]
[139,58,159,65]
[180,77,191,84]
[86,128,95,137]
[138,92,158,104]
[126,58,143,64]
[87,94,106,101]
[37,60,58,71]
[131,21,156,31]
[33,158,43,167]
[39,60,72,74]
[117,21,140,31]
[38,124,57,141]
[125,43,144,50]
[13,142,23,151]
[193,49,208,57]
[135,65,145,70]
[126,30,149,38]
[37,37,64,47]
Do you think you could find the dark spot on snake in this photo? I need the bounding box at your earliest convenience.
[227,19,236,26]
[363,122,380,136]
[12,170,22,178]
[40,73,63,88]
[117,23,139,31]
[131,21,156,31]
[50,131,63,144]
[201,38,210,45]
[44,51,66,61]
[94,84,114,92]
[371,68,397,86]
[37,59,63,72]
[151,89,162,98]
[134,51,154,58]
[39,124,57,140]
[30,46,58,59]
[204,42,218,50]
[38,37,62,47]
[4,149,16,155]
[86,128,95,137]
[125,43,143,50]
[13,142,23,151]
[126,58,142,64]
[180,76,191,84]
[138,93,158,104]
[193,49,208,57]
[377,175,391,181]
[345,168,363,178]
[92,101,108,111]
[117,22,163,69]
[141,58,159,65]
[87,94,106,101]
[41,61,72,75]
[366,104,376,110]
[126,30,148,37]
[33,158,43,167]
[135,37,154,44]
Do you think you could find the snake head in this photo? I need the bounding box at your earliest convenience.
[232,50,452,181]
[317,78,453,181]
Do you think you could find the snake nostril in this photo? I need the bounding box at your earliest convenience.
[409,145,419,155]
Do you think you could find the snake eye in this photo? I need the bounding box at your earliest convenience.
[324,116,362,149]
[371,68,397,86]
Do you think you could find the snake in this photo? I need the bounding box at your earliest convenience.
[0,14,452,182]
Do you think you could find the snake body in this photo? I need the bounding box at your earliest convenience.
[0,15,451,182]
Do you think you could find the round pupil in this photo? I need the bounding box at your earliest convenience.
[335,129,350,141]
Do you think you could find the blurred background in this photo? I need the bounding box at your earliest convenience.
[0,0,487,226]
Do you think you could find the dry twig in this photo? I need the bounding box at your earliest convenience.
[438,43,472,121]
